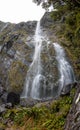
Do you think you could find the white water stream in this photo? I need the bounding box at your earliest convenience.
[53,43,75,93]
[30,21,43,99]
[21,21,44,99]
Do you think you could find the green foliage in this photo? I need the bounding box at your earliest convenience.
[66,12,76,28]
[2,87,76,130]
[51,100,60,113]
[14,110,26,126]
[28,107,43,119]
[51,10,62,21]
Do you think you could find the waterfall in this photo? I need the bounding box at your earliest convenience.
[21,22,75,100]
[21,21,44,99]
[53,43,75,92]
[30,21,43,99]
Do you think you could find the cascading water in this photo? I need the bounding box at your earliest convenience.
[53,43,75,93]
[30,21,43,99]
[21,21,44,99]
[21,20,75,100]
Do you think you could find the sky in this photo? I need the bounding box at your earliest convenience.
[0,0,45,23]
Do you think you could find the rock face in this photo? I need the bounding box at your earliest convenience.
[0,13,60,103]
[15,21,37,34]
[0,20,37,104]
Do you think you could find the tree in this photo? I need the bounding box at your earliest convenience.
[33,0,80,9]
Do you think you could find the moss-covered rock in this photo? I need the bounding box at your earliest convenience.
[8,60,28,93]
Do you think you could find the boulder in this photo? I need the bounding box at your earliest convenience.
[7,92,20,106]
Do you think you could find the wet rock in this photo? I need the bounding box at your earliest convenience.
[7,92,20,106]
[61,83,72,96]
[0,104,6,113]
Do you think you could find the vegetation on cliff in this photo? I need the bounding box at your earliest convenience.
[52,0,80,79]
